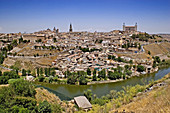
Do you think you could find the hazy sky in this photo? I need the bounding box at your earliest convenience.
[0,0,170,33]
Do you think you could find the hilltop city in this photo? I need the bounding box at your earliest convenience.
[0,23,170,112]
[0,23,169,80]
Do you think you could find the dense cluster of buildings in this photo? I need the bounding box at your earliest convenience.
[0,23,159,77]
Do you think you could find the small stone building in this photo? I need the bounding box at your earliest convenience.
[74,96,92,111]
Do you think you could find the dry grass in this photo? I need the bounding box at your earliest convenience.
[0,67,11,73]
[35,87,61,104]
[3,58,16,67]
[35,54,58,66]
[35,87,75,113]
[18,49,59,56]
[144,42,170,56]
[0,84,9,89]
[119,53,152,60]
[112,77,170,113]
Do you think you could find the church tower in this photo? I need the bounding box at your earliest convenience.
[53,27,56,32]
[69,23,73,32]
[135,23,137,31]
[123,23,125,31]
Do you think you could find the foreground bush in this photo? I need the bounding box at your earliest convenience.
[0,79,37,112]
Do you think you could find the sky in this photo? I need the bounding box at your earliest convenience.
[0,0,170,33]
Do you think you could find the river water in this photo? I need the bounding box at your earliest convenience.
[35,67,170,100]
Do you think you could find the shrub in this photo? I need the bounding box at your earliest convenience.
[38,100,52,113]
[84,89,93,102]
[137,65,145,72]
[38,76,45,82]
[10,79,36,97]
[92,98,106,106]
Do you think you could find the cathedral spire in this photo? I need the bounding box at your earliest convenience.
[69,23,73,32]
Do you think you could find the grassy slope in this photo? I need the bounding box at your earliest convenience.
[144,42,170,56]
[35,87,75,113]
[35,88,61,104]
[111,73,170,113]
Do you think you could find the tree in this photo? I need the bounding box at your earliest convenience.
[92,74,97,81]
[53,38,57,42]
[38,75,45,82]
[138,43,141,50]
[162,59,165,62]
[98,69,106,79]
[27,70,31,75]
[125,70,132,76]
[45,68,48,76]
[84,89,93,102]
[22,69,26,76]
[31,69,36,77]
[3,71,19,79]
[47,68,51,77]
[125,65,130,70]
[129,60,133,64]
[51,70,56,77]
[148,51,151,55]
[79,76,88,85]
[153,61,157,68]
[154,56,161,63]
[19,37,23,43]
[0,71,19,84]
[40,68,43,76]
[0,76,9,84]
[10,79,36,97]
[38,100,52,113]
[67,75,77,84]
[12,39,18,46]
[137,65,145,72]
[108,71,122,80]
[0,53,4,64]
[133,65,136,69]
[0,70,2,76]
[37,68,40,77]
[87,68,91,76]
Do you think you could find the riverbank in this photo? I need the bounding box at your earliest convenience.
[87,67,159,85]
[33,67,170,100]
[110,73,170,113]
[87,79,124,85]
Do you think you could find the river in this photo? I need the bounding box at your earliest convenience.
[35,67,170,101]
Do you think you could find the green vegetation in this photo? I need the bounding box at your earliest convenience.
[79,75,88,85]
[0,79,62,113]
[19,37,30,43]
[83,84,145,112]
[38,100,52,113]
[131,33,153,41]
[137,65,145,72]
[22,68,26,76]
[108,71,122,80]
[0,70,19,84]
[108,55,133,64]
[148,51,151,55]
[152,56,170,68]
[0,79,37,112]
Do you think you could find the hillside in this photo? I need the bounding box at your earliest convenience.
[112,78,170,113]
[35,87,75,113]
[144,42,170,56]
